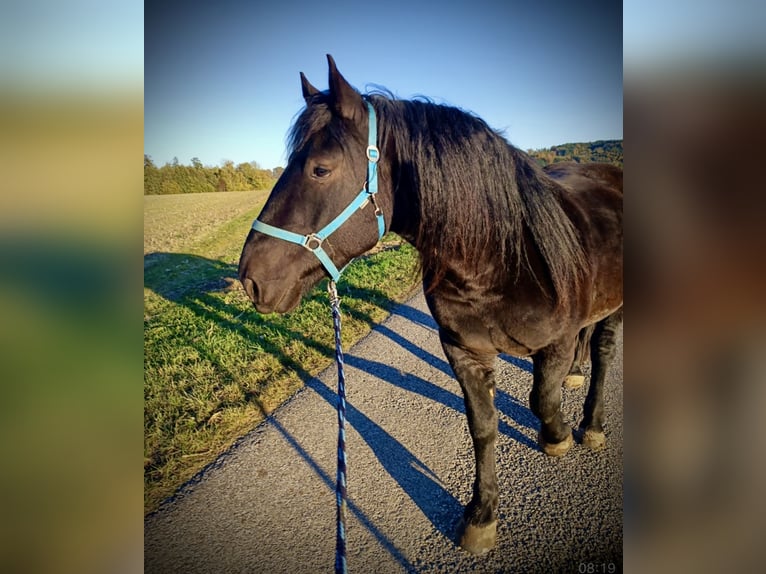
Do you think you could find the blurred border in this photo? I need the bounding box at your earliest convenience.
[626,1,766,571]
[1,2,143,573]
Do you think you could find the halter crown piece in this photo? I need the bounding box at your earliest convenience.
[250,100,385,282]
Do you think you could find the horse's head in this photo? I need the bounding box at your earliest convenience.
[239,55,389,313]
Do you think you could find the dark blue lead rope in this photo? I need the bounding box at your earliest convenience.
[328,280,348,574]
[249,100,382,573]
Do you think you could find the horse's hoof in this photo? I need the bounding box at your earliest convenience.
[538,430,574,457]
[582,429,606,451]
[459,520,497,555]
[563,374,585,389]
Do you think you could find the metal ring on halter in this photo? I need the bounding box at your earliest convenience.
[303,233,323,251]
[366,145,379,163]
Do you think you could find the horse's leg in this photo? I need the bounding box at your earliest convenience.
[564,324,595,389]
[440,333,499,555]
[531,339,577,457]
[580,307,623,450]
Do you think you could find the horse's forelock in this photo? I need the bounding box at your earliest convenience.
[287,96,369,164]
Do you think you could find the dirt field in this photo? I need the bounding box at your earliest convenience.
[143,190,270,254]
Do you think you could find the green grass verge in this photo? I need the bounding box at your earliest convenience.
[144,192,420,514]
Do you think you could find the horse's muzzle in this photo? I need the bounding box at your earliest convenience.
[239,274,291,314]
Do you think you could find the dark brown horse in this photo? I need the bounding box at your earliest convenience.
[239,55,622,555]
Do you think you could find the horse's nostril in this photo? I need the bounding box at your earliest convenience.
[241,277,258,303]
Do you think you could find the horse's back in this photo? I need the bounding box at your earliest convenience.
[543,162,622,234]
[543,162,622,197]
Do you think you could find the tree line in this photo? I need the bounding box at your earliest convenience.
[145,139,622,195]
[527,140,623,168]
[144,155,283,195]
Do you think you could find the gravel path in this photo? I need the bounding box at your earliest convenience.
[145,290,623,573]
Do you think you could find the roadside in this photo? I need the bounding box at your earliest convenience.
[145,289,623,573]
[144,191,420,513]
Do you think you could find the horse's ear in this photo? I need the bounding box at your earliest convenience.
[327,54,364,121]
[300,72,320,103]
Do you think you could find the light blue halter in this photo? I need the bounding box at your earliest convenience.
[250,100,385,282]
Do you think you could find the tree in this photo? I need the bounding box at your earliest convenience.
[144,156,278,194]
[527,140,622,169]
[144,155,162,194]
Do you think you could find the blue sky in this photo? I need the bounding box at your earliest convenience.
[145,0,622,169]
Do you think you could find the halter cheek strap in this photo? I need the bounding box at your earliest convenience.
[251,100,384,282]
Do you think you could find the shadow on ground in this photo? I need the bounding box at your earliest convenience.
[145,251,542,564]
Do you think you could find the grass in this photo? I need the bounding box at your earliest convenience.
[144,191,421,514]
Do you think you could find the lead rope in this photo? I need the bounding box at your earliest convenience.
[328,280,348,574]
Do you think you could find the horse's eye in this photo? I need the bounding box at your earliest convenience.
[313,166,331,178]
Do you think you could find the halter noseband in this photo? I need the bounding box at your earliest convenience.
[250,100,385,282]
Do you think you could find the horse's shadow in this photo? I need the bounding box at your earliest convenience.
[354,305,540,442]
[145,251,540,555]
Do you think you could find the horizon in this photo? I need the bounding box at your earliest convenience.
[145,137,624,169]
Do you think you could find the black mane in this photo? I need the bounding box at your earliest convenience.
[288,91,587,306]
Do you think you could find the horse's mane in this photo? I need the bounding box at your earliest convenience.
[369,93,586,306]
[288,90,587,306]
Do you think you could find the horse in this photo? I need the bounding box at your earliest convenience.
[238,55,623,555]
